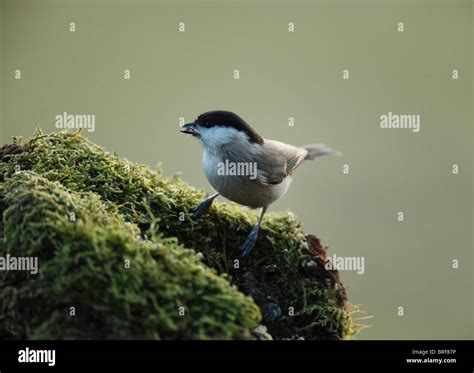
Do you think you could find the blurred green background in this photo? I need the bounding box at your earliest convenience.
[0,0,472,339]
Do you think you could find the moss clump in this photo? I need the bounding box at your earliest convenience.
[0,130,357,339]
[0,172,261,339]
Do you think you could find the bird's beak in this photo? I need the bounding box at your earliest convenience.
[180,122,198,136]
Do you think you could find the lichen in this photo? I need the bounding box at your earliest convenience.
[0,130,359,339]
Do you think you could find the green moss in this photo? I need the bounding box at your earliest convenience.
[0,172,260,339]
[0,130,359,339]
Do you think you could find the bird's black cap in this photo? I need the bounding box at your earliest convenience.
[195,110,264,144]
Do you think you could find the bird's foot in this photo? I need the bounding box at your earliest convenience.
[192,195,217,218]
[239,224,260,257]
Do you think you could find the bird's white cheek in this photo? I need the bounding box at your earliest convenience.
[199,126,239,148]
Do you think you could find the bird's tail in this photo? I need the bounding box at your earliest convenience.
[302,143,341,160]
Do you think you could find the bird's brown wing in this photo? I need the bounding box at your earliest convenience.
[256,140,308,185]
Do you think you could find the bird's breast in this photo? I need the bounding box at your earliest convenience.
[202,151,291,208]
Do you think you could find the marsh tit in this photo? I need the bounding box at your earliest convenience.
[180,110,339,256]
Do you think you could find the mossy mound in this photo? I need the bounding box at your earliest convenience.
[0,130,358,340]
[0,172,260,339]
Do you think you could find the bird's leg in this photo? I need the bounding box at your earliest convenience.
[239,207,267,257]
[192,192,219,218]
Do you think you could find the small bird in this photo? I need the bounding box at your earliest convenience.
[180,110,339,256]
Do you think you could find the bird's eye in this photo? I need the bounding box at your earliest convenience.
[204,122,212,128]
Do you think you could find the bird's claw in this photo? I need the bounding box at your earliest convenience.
[239,225,260,257]
[192,197,215,218]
